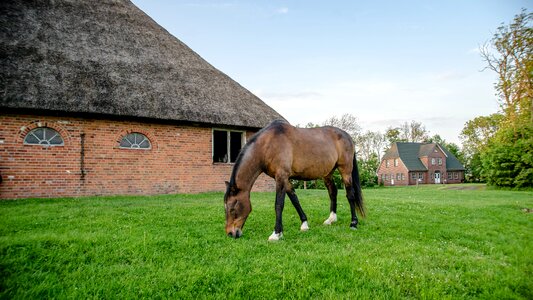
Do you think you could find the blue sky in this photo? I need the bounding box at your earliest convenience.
[132,0,531,145]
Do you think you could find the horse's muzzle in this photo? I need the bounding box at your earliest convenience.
[227,228,242,239]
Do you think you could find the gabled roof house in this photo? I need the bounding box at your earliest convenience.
[377,142,465,186]
[0,0,283,199]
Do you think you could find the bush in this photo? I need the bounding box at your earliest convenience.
[481,123,533,188]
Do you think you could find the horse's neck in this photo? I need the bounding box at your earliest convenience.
[233,146,262,193]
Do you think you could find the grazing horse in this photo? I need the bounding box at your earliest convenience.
[224,120,365,240]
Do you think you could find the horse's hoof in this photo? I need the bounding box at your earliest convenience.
[300,221,309,231]
[268,231,283,241]
[350,222,358,230]
[323,212,337,225]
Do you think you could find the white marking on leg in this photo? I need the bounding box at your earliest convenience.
[300,221,309,231]
[268,231,283,241]
[323,212,337,225]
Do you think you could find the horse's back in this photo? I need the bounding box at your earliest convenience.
[257,121,353,179]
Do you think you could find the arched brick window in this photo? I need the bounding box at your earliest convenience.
[119,132,151,149]
[23,127,64,147]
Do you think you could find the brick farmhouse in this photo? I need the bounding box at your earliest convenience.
[0,0,282,199]
[377,142,465,186]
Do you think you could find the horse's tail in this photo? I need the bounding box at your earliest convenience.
[352,154,366,218]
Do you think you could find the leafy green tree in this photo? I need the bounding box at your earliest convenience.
[358,153,379,187]
[460,114,503,182]
[385,127,402,144]
[476,9,532,188]
[481,122,532,188]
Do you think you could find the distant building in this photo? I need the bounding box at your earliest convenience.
[377,142,465,186]
[0,0,282,199]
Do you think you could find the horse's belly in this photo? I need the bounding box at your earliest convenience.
[291,155,337,179]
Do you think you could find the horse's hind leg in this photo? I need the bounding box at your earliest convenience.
[339,168,359,229]
[323,175,338,225]
[345,184,359,229]
[287,187,309,231]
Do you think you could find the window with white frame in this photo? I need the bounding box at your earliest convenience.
[431,158,436,165]
[213,129,244,163]
[438,158,443,165]
[119,132,151,149]
[24,127,64,147]
[394,158,399,167]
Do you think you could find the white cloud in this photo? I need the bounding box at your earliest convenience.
[277,7,289,14]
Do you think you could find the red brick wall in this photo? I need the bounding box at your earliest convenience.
[0,114,275,199]
[423,147,447,184]
[378,145,465,186]
[377,158,410,186]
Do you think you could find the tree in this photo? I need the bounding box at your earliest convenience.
[385,127,402,144]
[481,122,532,188]
[460,114,503,182]
[480,9,532,126]
[474,9,533,188]
[385,120,429,144]
[322,113,361,140]
[358,153,379,187]
[356,131,388,161]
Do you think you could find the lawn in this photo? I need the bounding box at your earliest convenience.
[1,185,531,299]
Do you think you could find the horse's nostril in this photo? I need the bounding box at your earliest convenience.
[227,232,234,238]
[235,229,242,238]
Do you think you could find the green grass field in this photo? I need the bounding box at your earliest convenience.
[1,185,532,299]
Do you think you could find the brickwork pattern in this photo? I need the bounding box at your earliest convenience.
[0,114,275,199]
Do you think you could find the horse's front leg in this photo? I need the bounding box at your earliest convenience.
[287,188,309,231]
[269,177,287,241]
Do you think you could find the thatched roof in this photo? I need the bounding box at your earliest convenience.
[0,0,284,129]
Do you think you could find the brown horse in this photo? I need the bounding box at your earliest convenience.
[224,120,365,240]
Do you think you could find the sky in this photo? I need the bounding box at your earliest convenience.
[132,0,531,145]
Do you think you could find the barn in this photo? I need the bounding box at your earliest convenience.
[0,0,282,199]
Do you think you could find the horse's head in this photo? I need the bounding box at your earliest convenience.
[224,181,251,238]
